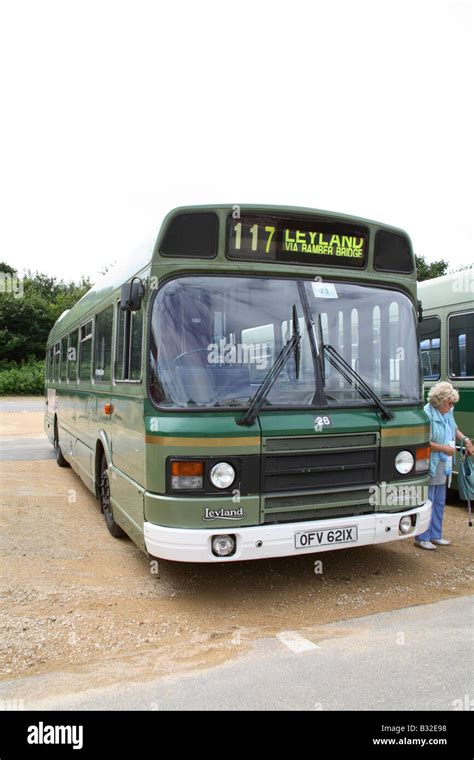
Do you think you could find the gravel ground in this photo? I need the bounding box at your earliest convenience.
[1,411,473,700]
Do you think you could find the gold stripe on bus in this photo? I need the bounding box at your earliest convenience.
[145,435,260,447]
[381,426,429,438]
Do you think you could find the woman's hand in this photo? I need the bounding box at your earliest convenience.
[465,439,474,456]
[444,445,456,456]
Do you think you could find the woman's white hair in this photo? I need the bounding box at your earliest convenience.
[427,381,460,408]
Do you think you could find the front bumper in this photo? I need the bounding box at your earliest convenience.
[144,500,432,563]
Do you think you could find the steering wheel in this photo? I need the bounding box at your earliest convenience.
[173,348,211,366]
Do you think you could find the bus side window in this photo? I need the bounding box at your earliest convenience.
[47,347,53,382]
[79,321,93,382]
[130,310,143,380]
[449,311,474,378]
[116,302,143,382]
[94,306,114,382]
[419,316,441,380]
[60,337,68,383]
[68,330,78,383]
[53,342,61,383]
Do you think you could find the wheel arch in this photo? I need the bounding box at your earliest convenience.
[95,430,112,498]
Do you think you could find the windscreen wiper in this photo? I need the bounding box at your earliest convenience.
[297,281,327,406]
[237,305,301,427]
[323,343,394,420]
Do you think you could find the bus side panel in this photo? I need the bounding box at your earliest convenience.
[69,388,95,492]
[109,395,147,550]
[455,386,474,444]
[44,387,56,445]
[109,467,146,551]
[47,386,95,493]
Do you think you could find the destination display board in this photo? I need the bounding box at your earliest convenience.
[226,214,368,268]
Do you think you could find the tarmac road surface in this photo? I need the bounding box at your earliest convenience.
[1,596,472,711]
[0,436,55,461]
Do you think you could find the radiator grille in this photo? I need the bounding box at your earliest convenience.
[262,433,379,523]
[265,433,377,452]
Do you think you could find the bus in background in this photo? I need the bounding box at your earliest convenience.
[45,205,431,563]
[418,270,474,490]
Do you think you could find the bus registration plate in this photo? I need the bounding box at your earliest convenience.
[295,526,358,549]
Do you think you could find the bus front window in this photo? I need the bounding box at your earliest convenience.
[303,280,421,404]
[149,276,421,409]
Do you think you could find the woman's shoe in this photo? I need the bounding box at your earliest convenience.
[431,538,451,545]
[414,540,437,550]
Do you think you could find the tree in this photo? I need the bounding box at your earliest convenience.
[415,255,448,282]
[0,266,92,363]
[0,262,16,275]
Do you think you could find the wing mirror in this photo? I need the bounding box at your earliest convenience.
[418,299,423,322]
[120,277,146,311]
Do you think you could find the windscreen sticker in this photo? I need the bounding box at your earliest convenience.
[311,282,338,299]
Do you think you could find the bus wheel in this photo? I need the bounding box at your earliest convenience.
[99,455,125,538]
[54,423,70,468]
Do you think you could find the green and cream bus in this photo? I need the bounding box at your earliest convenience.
[419,270,474,489]
[45,205,431,562]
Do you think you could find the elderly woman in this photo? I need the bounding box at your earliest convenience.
[415,381,473,550]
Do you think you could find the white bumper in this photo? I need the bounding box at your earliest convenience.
[144,500,432,563]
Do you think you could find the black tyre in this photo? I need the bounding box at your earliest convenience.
[99,455,125,538]
[54,422,70,468]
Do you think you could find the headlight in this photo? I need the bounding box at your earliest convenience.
[395,450,414,475]
[210,462,236,489]
[212,534,236,557]
[399,515,413,534]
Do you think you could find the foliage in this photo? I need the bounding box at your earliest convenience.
[415,255,448,282]
[0,359,45,395]
[0,261,16,275]
[0,266,91,363]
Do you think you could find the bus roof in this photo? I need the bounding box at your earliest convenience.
[418,270,474,311]
[47,235,157,344]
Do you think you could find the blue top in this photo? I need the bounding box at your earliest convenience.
[424,402,457,479]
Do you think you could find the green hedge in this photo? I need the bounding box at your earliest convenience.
[0,360,45,395]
